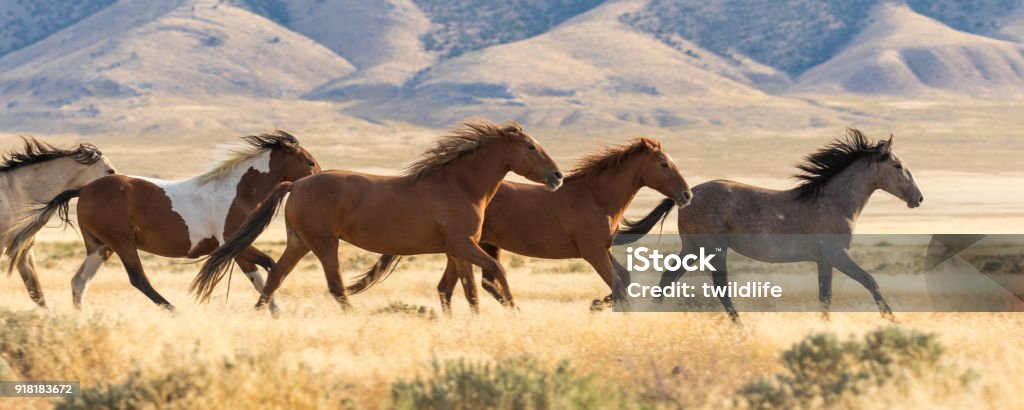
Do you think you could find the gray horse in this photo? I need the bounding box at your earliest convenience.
[616,129,923,323]
[0,138,116,307]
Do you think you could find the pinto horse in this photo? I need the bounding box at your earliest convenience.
[192,121,563,314]
[616,129,923,324]
[0,138,116,307]
[6,132,320,310]
[350,137,693,311]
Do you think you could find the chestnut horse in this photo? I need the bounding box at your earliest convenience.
[0,138,116,307]
[350,138,693,311]
[616,129,923,324]
[6,132,320,310]
[192,121,563,314]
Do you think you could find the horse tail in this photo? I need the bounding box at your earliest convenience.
[190,181,292,302]
[6,189,80,275]
[612,198,676,246]
[346,255,403,295]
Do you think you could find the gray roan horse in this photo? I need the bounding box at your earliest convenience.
[0,138,116,307]
[616,129,923,324]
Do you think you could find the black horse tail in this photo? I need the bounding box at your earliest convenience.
[612,198,676,246]
[346,255,403,295]
[6,189,79,275]
[190,181,292,302]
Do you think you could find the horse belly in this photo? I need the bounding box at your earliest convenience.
[132,177,230,257]
[728,237,819,263]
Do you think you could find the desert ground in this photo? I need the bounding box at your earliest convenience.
[1,115,1023,408]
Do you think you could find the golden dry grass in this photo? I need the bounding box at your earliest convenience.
[1,241,1022,409]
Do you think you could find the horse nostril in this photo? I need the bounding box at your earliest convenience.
[553,171,563,180]
[919,196,924,203]
[683,191,692,201]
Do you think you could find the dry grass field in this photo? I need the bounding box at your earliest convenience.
[0,240,1022,409]
[1,122,1023,409]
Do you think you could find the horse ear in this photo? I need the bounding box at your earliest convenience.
[880,134,893,155]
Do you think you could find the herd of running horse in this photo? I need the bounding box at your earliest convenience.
[0,120,923,324]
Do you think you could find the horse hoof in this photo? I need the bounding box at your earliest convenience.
[590,300,605,312]
[819,311,831,322]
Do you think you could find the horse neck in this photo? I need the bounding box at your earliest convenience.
[580,159,645,222]
[439,142,511,202]
[5,158,89,202]
[221,152,286,207]
[196,151,280,205]
[815,160,878,223]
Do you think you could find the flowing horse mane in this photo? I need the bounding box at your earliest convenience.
[793,128,890,201]
[403,120,522,179]
[197,131,299,185]
[566,137,662,181]
[0,137,103,173]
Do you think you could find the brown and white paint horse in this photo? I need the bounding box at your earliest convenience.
[352,138,692,311]
[192,121,563,314]
[0,138,116,307]
[6,132,320,310]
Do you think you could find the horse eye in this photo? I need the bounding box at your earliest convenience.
[106,169,116,174]
[307,161,315,167]
[660,162,669,168]
[527,144,536,151]
[894,163,903,170]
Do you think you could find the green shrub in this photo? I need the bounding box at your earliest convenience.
[375,301,438,321]
[57,354,352,410]
[392,356,625,410]
[737,327,968,408]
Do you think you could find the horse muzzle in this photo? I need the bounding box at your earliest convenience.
[906,194,923,209]
[545,171,563,192]
[675,190,693,208]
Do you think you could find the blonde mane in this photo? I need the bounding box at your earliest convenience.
[403,120,522,179]
[196,131,299,185]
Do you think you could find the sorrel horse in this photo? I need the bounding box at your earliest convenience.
[351,138,693,311]
[6,132,319,310]
[616,129,923,323]
[191,121,563,314]
[0,138,116,307]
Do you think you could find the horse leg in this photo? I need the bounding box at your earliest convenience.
[449,256,480,313]
[450,241,514,310]
[71,229,112,309]
[654,236,701,304]
[237,245,278,313]
[580,247,620,311]
[437,257,460,314]
[15,247,47,308]
[110,244,174,310]
[591,253,631,310]
[257,229,310,313]
[831,252,895,321]
[478,244,507,305]
[236,258,280,314]
[708,248,741,325]
[817,262,833,321]
[307,236,349,310]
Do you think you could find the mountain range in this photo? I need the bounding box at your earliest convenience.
[1,0,1022,134]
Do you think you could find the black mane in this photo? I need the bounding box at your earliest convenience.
[792,128,889,201]
[240,130,299,150]
[0,137,103,173]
